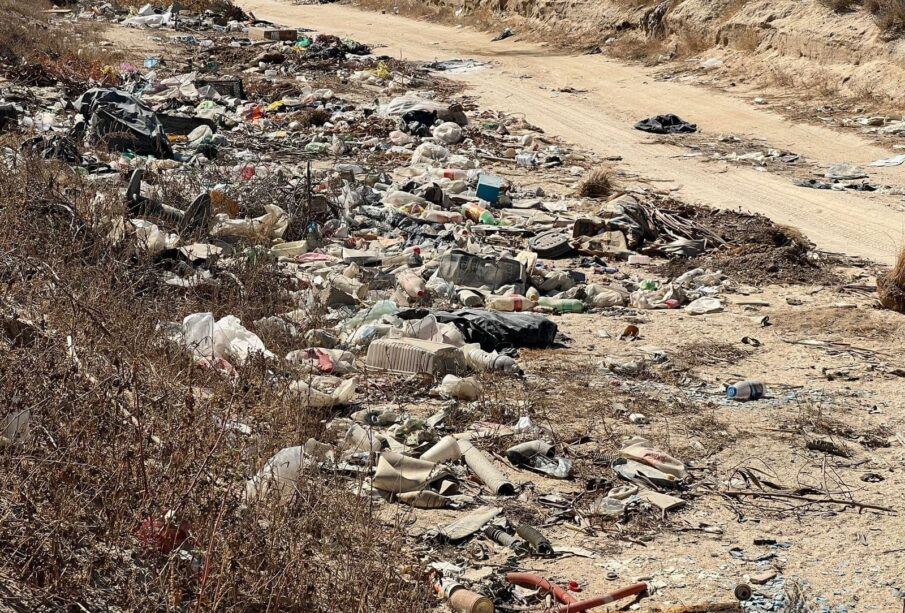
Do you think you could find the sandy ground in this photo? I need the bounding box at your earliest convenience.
[236,0,905,266]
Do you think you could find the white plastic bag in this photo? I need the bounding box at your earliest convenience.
[182,313,273,365]
[432,122,463,145]
[210,204,288,240]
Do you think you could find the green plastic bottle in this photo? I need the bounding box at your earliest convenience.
[461,203,497,226]
[537,297,585,313]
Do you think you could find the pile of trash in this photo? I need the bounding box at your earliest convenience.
[0,4,819,611]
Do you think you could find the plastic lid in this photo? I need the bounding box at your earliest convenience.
[726,386,738,398]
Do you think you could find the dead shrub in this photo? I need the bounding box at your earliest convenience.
[676,29,712,57]
[578,167,613,198]
[819,0,860,11]
[296,108,332,127]
[608,34,669,63]
[0,155,432,610]
[0,0,114,85]
[864,0,905,34]
[879,247,905,313]
[731,26,762,51]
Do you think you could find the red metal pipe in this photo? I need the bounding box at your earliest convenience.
[506,572,577,605]
[556,582,648,613]
[504,572,648,613]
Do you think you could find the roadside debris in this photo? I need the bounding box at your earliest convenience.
[0,2,897,612]
[635,114,698,135]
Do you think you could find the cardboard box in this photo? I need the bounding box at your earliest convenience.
[249,27,298,42]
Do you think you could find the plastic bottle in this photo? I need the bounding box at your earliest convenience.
[461,203,497,225]
[515,152,538,168]
[537,297,584,313]
[621,441,687,479]
[436,375,483,401]
[397,270,426,299]
[341,300,398,330]
[305,142,329,154]
[458,289,483,307]
[421,209,463,224]
[485,295,532,312]
[430,168,468,180]
[381,247,422,267]
[727,380,765,401]
[462,343,520,374]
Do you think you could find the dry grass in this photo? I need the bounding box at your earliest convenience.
[0,155,432,610]
[819,0,859,11]
[879,247,905,312]
[607,34,669,63]
[0,0,115,85]
[577,167,614,198]
[866,0,905,34]
[356,0,499,32]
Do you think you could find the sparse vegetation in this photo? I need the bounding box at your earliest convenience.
[819,0,859,12]
[865,0,905,33]
[879,247,905,313]
[577,166,614,198]
[0,156,431,610]
[0,0,114,85]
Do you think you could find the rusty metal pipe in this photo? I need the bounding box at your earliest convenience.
[505,572,577,605]
[504,573,647,613]
[556,582,648,613]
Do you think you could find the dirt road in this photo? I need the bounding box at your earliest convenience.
[238,0,905,264]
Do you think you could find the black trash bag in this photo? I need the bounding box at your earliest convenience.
[73,88,173,158]
[21,135,82,164]
[399,109,437,136]
[0,103,20,132]
[397,308,558,351]
[634,114,697,135]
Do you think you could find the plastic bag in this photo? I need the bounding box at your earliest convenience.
[182,312,273,365]
[210,204,288,240]
[432,121,463,145]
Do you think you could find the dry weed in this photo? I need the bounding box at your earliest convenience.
[0,0,115,85]
[113,0,247,19]
[577,167,613,198]
[819,0,860,11]
[866,0,905,34]
[879,247,905,312]
[0,154,432,610]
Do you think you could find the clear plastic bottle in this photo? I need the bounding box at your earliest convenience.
[430,168,467,180]
[341,300,398,330]
[485,295,532,312]
[421,209,463,224]
[727,380,765,401]
[458,289,483,307]
[462,343,520,374]
[537,297,584,313]
[381,247,422,267]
